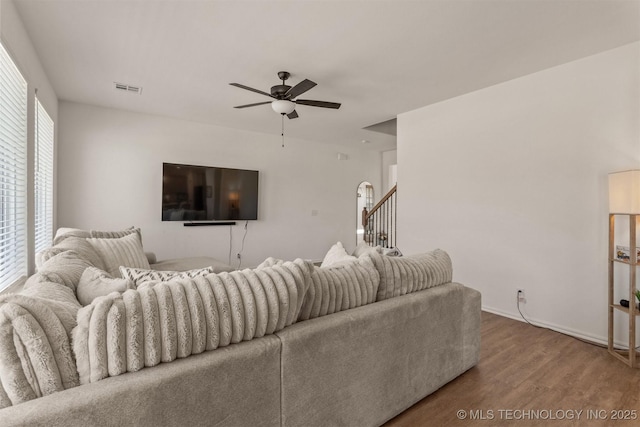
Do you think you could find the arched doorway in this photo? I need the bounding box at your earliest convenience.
[356,181,374,245]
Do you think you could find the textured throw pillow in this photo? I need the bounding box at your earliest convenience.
[381,247,403,257]
[87,233,150,277]
[369,249,453,301]
[320,242,357,267]
[298,256,380,321]
[119,266,214,287]
[25,250,94,292]
[52,228,92,245]
[36,237,108,272]
[77,267,135,306]
[90,226,141,240]
[35,246,68,270]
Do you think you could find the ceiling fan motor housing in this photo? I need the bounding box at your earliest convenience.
[271,85,291,98]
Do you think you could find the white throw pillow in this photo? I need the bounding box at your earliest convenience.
[320,242,356,267]
[352,241,383,257]
[77,267,135,306]
[87,233,150,277]
[119,266,214,287]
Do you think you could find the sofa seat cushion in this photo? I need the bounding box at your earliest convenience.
[151,256,233,273]
[0,283,81,409]
[370,249,453,301]
[87,233,150,278]
[72,259,312,384]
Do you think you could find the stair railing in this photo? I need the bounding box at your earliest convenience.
[362,185,397,248]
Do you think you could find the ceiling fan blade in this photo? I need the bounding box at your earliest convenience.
[233,101,272,109]
[287,110,299,119]
[285,79,317,99]
[296,99,341,109]
[229,83,274,98]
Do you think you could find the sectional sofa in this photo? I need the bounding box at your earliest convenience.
[0,228,481,426]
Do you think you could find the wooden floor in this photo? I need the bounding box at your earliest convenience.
[384,312,640,427]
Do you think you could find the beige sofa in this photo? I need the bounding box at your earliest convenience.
[0,229,481,427]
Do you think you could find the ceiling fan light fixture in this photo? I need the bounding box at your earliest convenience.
[272,99,295,115]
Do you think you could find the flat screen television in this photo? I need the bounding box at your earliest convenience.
[162,163,259,221]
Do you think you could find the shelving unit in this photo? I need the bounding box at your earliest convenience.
[608,213,640,368]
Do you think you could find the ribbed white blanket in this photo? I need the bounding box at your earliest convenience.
[73,259,312,384]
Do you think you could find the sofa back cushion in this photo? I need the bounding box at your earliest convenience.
[87,233,150,278]
[72,259,312,384]
[369,249,453,301]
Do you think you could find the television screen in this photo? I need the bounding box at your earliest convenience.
[162,163,259,221]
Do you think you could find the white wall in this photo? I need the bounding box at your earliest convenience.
[0,0,57,115]
[382,149,397,194]
[398,42,640,344]
[58,102,381,268]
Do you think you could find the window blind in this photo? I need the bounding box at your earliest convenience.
[0,42,28,290]
[34,96,54,254]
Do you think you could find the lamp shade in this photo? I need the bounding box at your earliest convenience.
[609,170,640,213]
[271,100,295,115]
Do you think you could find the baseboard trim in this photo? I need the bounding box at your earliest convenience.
[482,305,612,347]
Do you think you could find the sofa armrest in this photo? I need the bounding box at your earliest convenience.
[461,283,481,370]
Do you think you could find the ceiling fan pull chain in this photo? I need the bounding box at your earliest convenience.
[281,114,285,148]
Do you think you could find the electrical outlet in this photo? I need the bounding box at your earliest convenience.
[517,289,526,301]
[237,253,241,259]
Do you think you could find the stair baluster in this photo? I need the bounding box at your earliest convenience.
[362,185,397,248]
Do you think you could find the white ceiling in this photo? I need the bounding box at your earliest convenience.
[12,0,640,151]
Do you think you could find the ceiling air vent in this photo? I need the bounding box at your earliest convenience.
[114,82,142,95]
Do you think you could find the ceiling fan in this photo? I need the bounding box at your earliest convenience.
[230,71,341,119]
